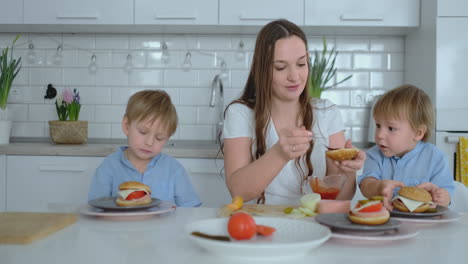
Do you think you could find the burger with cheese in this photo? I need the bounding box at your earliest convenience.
[392,186,433,213]
[348,197,389,225]
[116,181,152,207]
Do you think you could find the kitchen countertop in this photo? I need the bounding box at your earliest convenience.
[0,207,466,264]
[0,138,373,159]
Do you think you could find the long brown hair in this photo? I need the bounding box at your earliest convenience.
[223,19,314,181]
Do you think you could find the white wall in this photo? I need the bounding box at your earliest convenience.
[1,33,405,142]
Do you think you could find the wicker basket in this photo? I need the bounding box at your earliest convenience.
[49,120,88,144]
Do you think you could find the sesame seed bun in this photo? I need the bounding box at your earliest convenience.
[398,186,432,202]
[326,148,359,161]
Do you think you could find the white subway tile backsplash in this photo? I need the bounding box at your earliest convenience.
[2,33,404,143]
[8,104,28,122]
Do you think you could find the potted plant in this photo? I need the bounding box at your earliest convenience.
[0,35,22,144]
[49,88,88,144]
[308,37,352,98]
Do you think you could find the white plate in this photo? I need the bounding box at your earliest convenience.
[331,224,419,241]
[185,217,331,259]
[391,209,461,223]
[80,200,176,218]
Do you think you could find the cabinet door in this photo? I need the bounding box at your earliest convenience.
[177,158,231,208]
[6,156,104,212]
[219,0,303,26]
[438,0,468,17]
[135,0,218,25]
[305,0,419,27]
[0,0,23,24]
[23,0,133,24]
[0,155,6,212]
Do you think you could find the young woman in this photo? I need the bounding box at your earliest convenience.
[222,19,365,205]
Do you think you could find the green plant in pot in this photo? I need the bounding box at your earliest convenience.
[0,35,21,144]
[308,37,352,98]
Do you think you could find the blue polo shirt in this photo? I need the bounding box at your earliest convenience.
[358,141,455,198]
[88,146,202,207]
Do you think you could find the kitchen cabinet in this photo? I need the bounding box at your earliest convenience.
[438,0,468,17]
[23,0,133,24]
[219,0,303,26]
[177,158,231,208]
[0,0,23,24]
[305,0,420,27]
[6,156,104,212]
[0,155,5,212]
[135,0,218,25]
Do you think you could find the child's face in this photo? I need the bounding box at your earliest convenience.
[122,117,170,162]
[374,116,424,158]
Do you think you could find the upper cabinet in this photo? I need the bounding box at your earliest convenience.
[219,0,304,25]
[438,0,468,17]
[0,0,23,24]
[23,0,133,24]
[135,0,218,25]
[305,0,420,27]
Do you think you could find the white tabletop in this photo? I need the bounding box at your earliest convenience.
[1,207,467,264]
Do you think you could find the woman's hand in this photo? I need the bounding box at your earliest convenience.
[332,139,366,174]
[417,182,451,207]
[275,126,312,161]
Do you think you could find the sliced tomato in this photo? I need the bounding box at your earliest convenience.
[126,191,147,200]
[256,225,276,236]
[227,212,257,240]
[357,202,383,212]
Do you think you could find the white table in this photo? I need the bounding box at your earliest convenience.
[1,207,467,264]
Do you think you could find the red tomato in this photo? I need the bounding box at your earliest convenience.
[126,191,147,200]
[357,203,383,212]
[227,212,257,240]
[256,225,276,236]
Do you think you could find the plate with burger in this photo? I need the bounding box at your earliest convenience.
[88,181,160,211]
[391,186,448,217]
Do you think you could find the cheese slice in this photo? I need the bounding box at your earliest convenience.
[118,189,149,200]
[392,195,433,212]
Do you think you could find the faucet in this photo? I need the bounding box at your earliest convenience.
[209,74,224,139]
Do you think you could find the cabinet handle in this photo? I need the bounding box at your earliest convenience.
[154,10,196,20]
[340,14,384,21]
[446,136,460,143]
[189,168,221,174]
[39,164,87,172]
[56,14,99,19]
[238,14,278,21]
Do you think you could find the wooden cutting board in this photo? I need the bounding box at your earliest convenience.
[0,212,78,244]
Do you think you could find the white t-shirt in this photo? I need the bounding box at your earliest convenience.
[223,98,345,205]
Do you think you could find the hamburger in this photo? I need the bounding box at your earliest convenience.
[348,197,389,225]
[326,148,359,161]
[392,186,433,213]
[116,181,152,207]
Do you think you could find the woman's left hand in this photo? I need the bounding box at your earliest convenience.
[333,139,366,174]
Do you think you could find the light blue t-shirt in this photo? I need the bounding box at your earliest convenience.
[88,146,202,207]
[358,141,455,198]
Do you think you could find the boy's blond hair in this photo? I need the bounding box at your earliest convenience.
[373,84,433,142]
[124,90,178,136]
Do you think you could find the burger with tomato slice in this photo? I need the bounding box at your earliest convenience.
[392,186,433,213]
[348,197,389,225]
[115,181,152,207]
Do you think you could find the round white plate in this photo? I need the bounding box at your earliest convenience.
[315,213,401,232]
[80,200,176,218]
[331,224,419,241]
[88,196,161,211]
[185,217,331,259]
[391,209,461,223]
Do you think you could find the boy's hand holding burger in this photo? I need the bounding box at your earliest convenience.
[378,180,405,211]
[417,182,451,207]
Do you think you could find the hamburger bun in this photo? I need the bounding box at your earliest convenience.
[119,181,151,194]
[392,186,432,213]
[116,181,152,207]
[348,210,390,225]
[326,148,359,161]
[115,196,152,207]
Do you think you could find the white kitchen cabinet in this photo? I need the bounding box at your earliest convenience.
[135,0,218,25]
[177,158,231,208]
[219,0,303,26]
[0,0,23,24]
[6,156,104,212]
[23,0,133,24]
[438,0,468,17]
[0,155,6,212]
[305,0,420,27]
